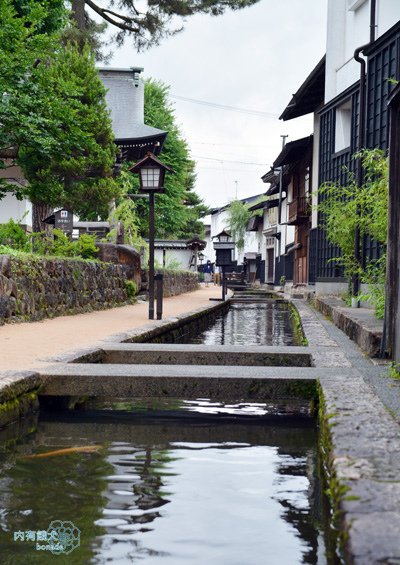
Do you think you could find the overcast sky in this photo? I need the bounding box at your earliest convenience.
[107,0,328,209]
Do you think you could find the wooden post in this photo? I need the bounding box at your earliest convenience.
[155,273,163,320]
[148,192,155,320]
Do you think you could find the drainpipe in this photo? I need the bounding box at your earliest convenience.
[352,0,376,306]
[352,43,368,305]
[370,0,377,43]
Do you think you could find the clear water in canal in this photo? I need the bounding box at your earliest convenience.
[172,302,301,346]
[0,402,329,564]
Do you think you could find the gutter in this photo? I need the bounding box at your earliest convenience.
[352,0,377,305]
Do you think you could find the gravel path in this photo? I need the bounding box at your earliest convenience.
[0,285,222,373]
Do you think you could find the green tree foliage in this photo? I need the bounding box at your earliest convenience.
[226,197,264,252]
[18,42,119,223]
[69,0,261,51]
[318,149,388,317]
[178,160,209,239]
[0,0,58,198]
[132,79,206,239]
[0,1,119,229]
[12,0,65,33]
[106,166,147,250]
[0,218,30,251]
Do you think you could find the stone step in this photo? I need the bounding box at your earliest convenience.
[230,298,286,304]
[92,343,312,367]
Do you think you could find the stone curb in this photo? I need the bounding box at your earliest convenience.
[319,371,400,564]
[313,296,383,357]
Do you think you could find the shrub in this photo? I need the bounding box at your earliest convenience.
[73,233,99,259]
[0,219,30,251]
[125,280,137,298]
[32,229,98,260]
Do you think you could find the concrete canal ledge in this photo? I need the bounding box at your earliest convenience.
[0,294,399,563]
[313,296,383,357]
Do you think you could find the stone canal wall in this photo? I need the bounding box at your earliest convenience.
[0,254,129,324]
[141,268,199,297]
[0,255,201,325]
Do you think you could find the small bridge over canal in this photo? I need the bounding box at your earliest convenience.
[36,290,354,403]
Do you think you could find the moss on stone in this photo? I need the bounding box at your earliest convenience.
[317,382,350,559]
[289,303,308,346]
[0,390,40,428]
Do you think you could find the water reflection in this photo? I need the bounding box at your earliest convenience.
[174,303,300,346]
[0,406,327,564]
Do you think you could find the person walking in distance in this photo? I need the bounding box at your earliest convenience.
[204,260,213,287]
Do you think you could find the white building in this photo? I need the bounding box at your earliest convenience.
[279,0,400,295]
[206,193,266,273]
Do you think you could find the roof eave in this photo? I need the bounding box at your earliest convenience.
[280,55,326,121]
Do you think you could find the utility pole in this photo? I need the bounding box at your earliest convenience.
[277,134,289,266]
[234,180,238,199]
[278,135,288,225]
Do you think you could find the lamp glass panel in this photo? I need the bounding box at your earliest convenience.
[140,167,161,189]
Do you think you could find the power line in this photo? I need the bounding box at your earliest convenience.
[171,94,279,119]
[197,165,266,175]
[193,155,269,166]
[192,140,264,148]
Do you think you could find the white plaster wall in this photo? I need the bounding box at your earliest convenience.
[202,230,212,264]
[258,224,266,262]
[154,248,192,270]
[210,207,259,266]
[238,230,258,264]
[377,0,400,38]
[0,163,32,228]
[0,194,32,228]
[209,210,229,263]
[325,0,400,103]
[278,200,295,256]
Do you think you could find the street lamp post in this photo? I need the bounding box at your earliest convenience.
[212,230,235,301]
[130,152,173,320]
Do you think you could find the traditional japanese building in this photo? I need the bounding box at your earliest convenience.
[280,0,400,295]
[0,67,166,230]
[273,136,313,287]
[98,68,167,161]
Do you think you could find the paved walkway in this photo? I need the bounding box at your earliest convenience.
[0,286,222,372]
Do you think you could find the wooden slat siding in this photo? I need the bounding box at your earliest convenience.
[362,33,400,271]
[308,228,318,285]
[288,196,310,224]
[317,107,345,280]
[294,224,309,285]
[367,37,398,151]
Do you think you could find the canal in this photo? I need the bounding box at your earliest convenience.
[0,300,334,563]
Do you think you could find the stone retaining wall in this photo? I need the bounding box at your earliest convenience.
[313,296,382,357]
[141,268,199,297]
[0,255,201,325]
[0,254,129,324]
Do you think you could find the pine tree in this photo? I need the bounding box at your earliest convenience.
[70,0,260,51]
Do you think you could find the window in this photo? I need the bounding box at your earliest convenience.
[335,100,352,152]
